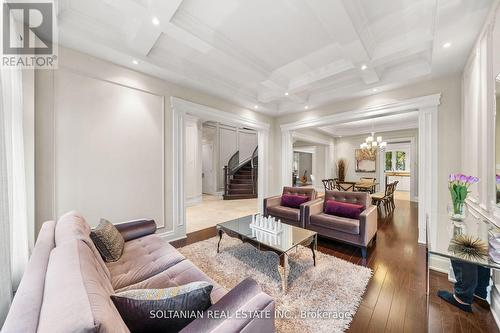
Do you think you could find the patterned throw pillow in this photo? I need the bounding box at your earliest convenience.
[90,218,124,262]
[111,281,213,333]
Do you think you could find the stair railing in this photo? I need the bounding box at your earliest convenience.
[251,146,258,195]
[223,146,259,197]
[224,151,239,197]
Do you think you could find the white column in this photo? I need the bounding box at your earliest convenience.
[418,106,438,245]
[257,129,269,213]
[170,104,186,239]
[281,130,294,188]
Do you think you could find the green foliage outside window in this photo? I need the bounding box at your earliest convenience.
[396,151,406,170]
[385,152,392,171]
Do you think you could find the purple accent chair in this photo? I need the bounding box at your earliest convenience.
[304,190,378,258]
[2,211,275,333]
[263,186,317,227]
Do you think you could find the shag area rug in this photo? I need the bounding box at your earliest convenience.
[178,236,372,333]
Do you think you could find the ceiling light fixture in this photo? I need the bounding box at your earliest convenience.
[284,92,289,96]
[361,64,368,71]
[372,88,378,92]
[360,132,387,153]
[132,59,139,65]
[152,17,160,25]
[254,105,259,109]
[443,42,452,48]
[305,105,309,110]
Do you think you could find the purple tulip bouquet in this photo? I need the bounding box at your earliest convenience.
[448,173,479,221]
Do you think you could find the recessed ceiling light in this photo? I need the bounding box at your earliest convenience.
[361,64,368,71]
[284,92,289,96]
[254,105,259,109]
[132,59,139,65]
[305,105,309,110]
[442,42,451,48]
[372,88,378,92]
[152,17,160,25]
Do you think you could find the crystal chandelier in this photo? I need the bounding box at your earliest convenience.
[360,132,387,153]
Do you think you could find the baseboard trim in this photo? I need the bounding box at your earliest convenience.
[429,254,450,274]
[491,286,500,330]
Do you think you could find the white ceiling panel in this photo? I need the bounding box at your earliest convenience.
[56,0,494,115]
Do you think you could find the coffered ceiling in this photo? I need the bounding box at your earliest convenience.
[56,0,493,115]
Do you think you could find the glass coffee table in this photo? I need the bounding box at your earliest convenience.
[216,215,318,292]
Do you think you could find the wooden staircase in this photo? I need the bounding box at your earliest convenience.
[223,148,258,200]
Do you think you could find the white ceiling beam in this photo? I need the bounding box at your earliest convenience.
[126,0,184,56]
[305,0,380,85]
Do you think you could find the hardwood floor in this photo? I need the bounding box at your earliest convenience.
[171,199,499,333]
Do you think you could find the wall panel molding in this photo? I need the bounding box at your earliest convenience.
[53,68,167,230]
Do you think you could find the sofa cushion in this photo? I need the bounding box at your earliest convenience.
[310,213,360,235]
[324,200,364,219]
[37,240,130,333]
[90,218,125,262]
[106,234,186,290]
[323,190,370,210]
[266,205,300,222]
[280,194,310,208]
[116,259,227,305]
[55,211,111,280]
[111,282,213,333]
[2,221,56,333]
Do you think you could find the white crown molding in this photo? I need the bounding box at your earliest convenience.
[170,97,271,131]
[281,93,441,131]
[318,120,419,138]
[292,131,332,146]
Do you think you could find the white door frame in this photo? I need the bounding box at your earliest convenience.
[280,94,441,245]
[170,97,271,241]
[291,131,334,190]
[379,137,418,202]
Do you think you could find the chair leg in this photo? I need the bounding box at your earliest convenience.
[361,246,367,258]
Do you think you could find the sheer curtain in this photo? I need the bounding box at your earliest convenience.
[2,65,29,290]
[0,64,29,328]
[0,68,13,327]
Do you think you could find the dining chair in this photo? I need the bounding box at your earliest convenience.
[322,178,336,191]
[388,181,399,212]
[372,181,397,215]
[336,181,355,192]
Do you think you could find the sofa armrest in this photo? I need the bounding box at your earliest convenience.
[359,205,378,246]
[114,219,156,242]
[180,278,275,333]
[302,198,324,228]
[263,195,282,216]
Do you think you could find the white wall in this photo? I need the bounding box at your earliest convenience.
[34,47,273,236]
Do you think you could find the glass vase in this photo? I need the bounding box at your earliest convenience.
[447,200,467,222]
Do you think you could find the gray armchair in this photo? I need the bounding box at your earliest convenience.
[263,186,317,227]
[303,190,377,258]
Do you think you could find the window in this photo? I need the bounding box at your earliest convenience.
[396,151,406,170]
[385,150,409,171]
[385,152,392,171]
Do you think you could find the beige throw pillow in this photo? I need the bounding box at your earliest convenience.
[90,218,124,262]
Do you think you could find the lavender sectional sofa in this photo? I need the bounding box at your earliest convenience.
[2,211,275,333]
